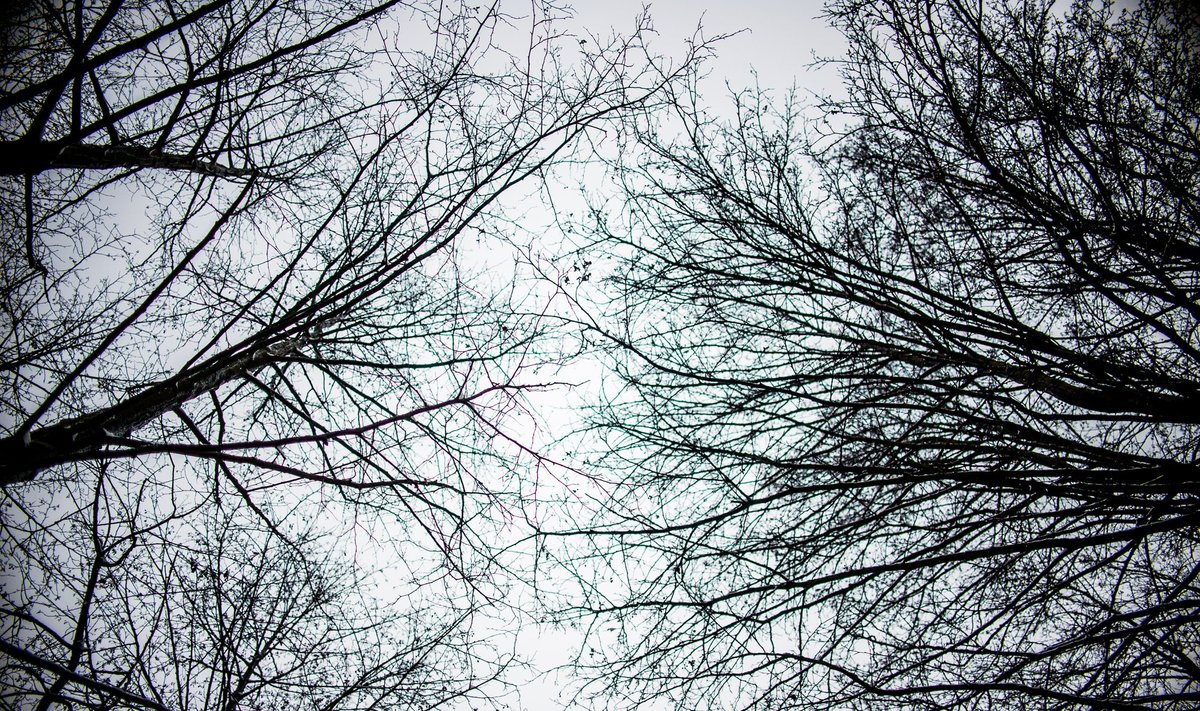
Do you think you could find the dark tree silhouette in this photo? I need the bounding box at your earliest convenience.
[3,476,499,711]
[0,0,702,707]
[553,0,1200,708]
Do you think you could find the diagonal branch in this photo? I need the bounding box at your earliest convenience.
[0,332,309,485]
[2,141,261,178]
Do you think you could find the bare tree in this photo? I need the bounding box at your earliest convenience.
[0,0,703,707]
[3,468,501,711]
[551,0,1200,708]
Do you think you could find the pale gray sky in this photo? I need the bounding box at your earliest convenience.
[569,0,845,99]
[513,4,848,709]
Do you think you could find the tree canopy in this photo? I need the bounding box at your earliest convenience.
[552,0,1200,708]
[0,1,699,708]
[4,0,1198,709]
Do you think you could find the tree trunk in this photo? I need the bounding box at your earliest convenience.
[0,335,305,485]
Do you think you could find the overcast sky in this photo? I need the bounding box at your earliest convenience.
[515,5,847,708]
[569,0,846,99]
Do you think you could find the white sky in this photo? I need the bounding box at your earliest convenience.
[569,0,845,99]
[512,3,846,709]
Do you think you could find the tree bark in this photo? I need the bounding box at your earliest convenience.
[0,335,306,485]
[0,140,256,177]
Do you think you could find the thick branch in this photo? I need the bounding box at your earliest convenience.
[0,638,169,711]
[0,140,257,178]
[0,335,307,485]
